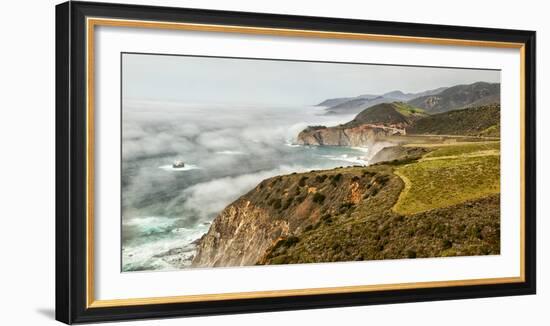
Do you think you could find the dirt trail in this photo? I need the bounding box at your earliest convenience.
[391,146,499,213]
[392,169,411,214]
[403,140,500,148]
[420,150,500,161]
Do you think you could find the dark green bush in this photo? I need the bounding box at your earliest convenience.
[315,174,328,183]
[394,215,404,223]
[376,175,390,185]
[362,171,375,177]
[270,255,290,265]
[469,225,483,239]
[385,157,418,166]
[272,198,282,209]
[282,198,293,210]
[442,239,453,250]
[312,192,326,204]
[340,202,355,210]
[285,236,300,246]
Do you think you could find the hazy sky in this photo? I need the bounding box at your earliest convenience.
[122,53,500,106]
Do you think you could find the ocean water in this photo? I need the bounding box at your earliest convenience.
[122,101,375,272]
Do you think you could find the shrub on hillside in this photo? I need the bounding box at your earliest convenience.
[312,192,326,204]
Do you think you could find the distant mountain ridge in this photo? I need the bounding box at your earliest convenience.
[317,87,447,115]
[407,82,500,114]
[298,101,500,147]
[316,82,499,116]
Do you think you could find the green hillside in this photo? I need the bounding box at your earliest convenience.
[407,82,500,113]
[344,102,427,128]
[407,104,500,137]
[257,142,500,264]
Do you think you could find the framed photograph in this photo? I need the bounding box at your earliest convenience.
[56,1,536,324]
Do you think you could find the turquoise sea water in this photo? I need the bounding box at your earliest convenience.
[121,102,372,272]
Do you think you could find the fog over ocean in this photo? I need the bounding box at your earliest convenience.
[121,53,501,272]
[121,100,374,271]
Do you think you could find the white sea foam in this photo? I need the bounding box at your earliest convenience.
[158,164,201,172]
[123,216,176,232]
[122,217,210,271]
[215,150,246,155]
[351,146,370,153]
[123,102,368,272]
[322,154,368,166]
[285,142,302,148]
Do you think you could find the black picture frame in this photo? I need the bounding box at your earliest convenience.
[56,1,536,324]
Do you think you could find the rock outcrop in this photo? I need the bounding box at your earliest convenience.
[192,199,290,267]
[190,100,503,268]
[297,102,500,148]
[296,102,426,147]
[192,143,501,267]
[192,167,390,267]
[296,124,405,147]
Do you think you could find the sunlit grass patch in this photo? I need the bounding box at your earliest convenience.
[424,142,500,159]
[393,102,427,117]
[393,154,500,215]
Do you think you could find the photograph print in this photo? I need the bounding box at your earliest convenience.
[121,53,501,272]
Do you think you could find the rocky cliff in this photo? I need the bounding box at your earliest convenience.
[297,103,500,148]
[192,149,501,267]
[296,124,405,147]
[296,102,425,147]
[192,167,394,267]
[190,100,502,268]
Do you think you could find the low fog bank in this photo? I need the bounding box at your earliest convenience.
[122,100,355,228]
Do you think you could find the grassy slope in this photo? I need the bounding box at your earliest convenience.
[344,102,427,128]
[259,141,500,265]
[407,82,500,113]
[393,102,426,117]
[393,142,500,215]
[407,104,500,137]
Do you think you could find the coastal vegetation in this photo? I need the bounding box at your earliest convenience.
[193,140,501,266]
[406,104,500,136]
[393,143,500,215]
[318,82,499,115]
[191,83,501,268]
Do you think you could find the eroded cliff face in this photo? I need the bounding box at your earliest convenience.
[192,200,290,267]
[296,124,405,147]
[191,149,501,267]
[192,167,387,267]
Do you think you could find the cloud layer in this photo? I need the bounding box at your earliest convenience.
[121,100,354,227]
